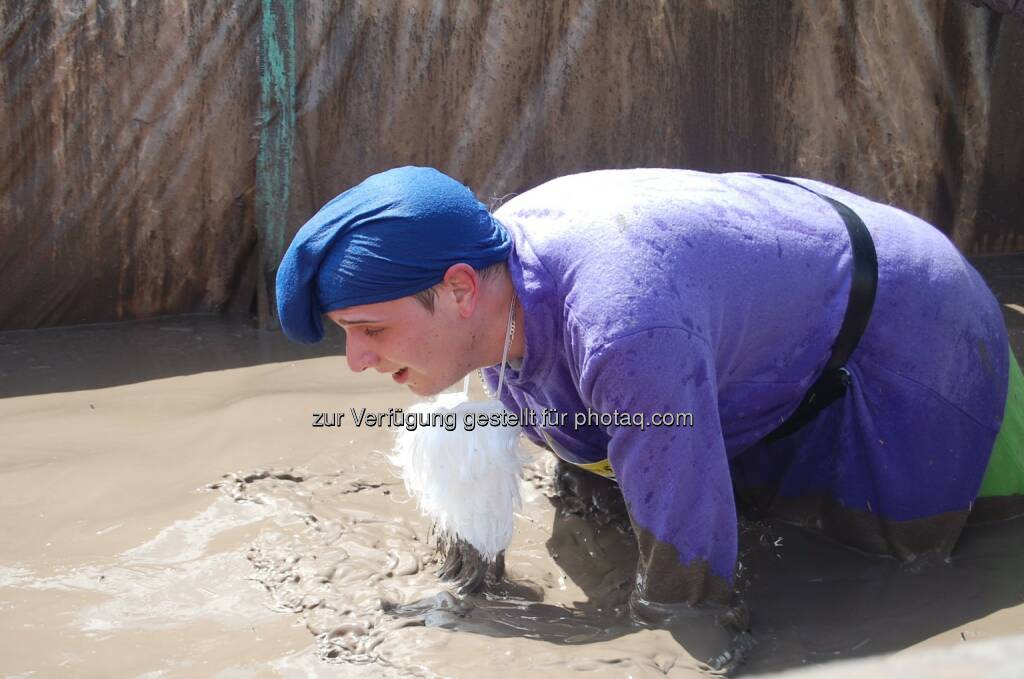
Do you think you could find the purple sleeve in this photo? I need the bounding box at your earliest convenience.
[579,327,737,607]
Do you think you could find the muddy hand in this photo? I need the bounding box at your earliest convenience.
[437,538,505,595]
[703,602,754,675]
[703,629,755,675]
[630,593,755,676]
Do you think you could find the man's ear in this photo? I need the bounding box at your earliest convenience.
[441,263,480,317]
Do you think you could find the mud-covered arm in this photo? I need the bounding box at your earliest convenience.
[579,327,737,609]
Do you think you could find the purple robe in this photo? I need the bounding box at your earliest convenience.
[483,169,1008,606]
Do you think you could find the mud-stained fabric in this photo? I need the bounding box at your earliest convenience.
[632,527,734,607]
[736,491,971,562]
[482,169,1008,606]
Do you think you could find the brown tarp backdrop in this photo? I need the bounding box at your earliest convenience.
[1,0,1022,330]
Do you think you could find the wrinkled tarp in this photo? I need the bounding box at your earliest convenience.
[1,0,1022,330]
[970,0,1024,19]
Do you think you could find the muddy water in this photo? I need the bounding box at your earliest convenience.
[2,321,1024,677]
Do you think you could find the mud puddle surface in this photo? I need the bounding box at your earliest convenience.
[2,350,1023,677]
[207,447,1024,678]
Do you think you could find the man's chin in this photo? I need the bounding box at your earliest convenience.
[405,379,441,397]
[406,376,463,398]
[406,384,433,397]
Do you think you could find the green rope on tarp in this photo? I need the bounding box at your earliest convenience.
[255,0,296,328]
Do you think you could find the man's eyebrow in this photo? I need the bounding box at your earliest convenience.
[332,317,380,327]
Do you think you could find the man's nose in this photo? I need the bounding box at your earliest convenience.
[344,336,379,372]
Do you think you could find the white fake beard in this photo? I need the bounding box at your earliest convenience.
[391,392,523,561]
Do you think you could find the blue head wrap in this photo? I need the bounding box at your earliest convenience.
[275,166,512,344]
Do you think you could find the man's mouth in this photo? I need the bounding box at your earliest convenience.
[392,367,409,384]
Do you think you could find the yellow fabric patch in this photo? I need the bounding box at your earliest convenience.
[574,458,616,480]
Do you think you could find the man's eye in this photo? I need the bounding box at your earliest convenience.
[364,328,384,337]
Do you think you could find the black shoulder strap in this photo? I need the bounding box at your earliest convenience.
[760,174,879,441]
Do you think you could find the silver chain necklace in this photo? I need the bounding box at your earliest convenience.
[479,294,516,399]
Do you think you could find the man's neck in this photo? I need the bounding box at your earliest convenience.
[477,269,526,369]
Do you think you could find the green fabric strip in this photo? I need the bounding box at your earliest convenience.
[978,347,1024,498]
[256,0,296,328]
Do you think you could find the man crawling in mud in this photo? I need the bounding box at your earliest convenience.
[275,166,1024,662]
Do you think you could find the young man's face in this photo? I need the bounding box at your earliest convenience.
[327,293,474,397]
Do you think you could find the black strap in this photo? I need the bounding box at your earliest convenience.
[760,174,879,442]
